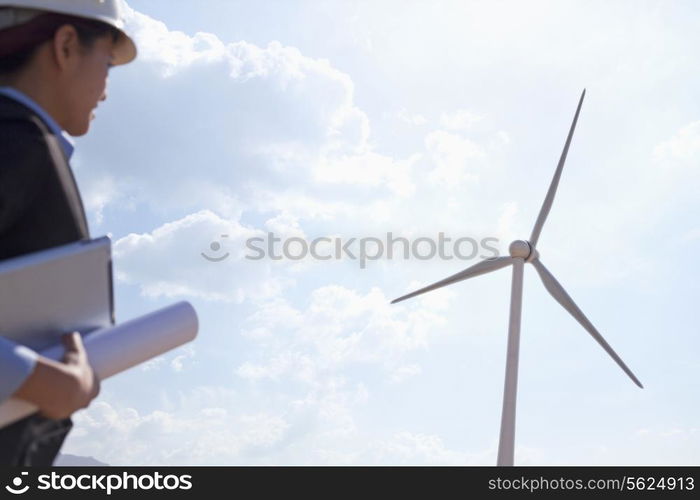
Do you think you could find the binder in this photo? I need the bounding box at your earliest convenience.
[0,237,113,351]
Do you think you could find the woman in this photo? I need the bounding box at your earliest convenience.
[0,0,136,465]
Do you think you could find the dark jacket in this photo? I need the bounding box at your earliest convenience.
[0,94,89,261]
[0,93,89,465]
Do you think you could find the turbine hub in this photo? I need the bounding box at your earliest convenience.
[509,240,531,259]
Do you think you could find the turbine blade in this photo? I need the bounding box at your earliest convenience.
[531,259,643,388]
[529,89,586,248]
[391,257,514,304]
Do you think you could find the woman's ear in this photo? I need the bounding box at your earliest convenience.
[51,24,81,72]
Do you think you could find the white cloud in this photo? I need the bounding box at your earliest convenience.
[572,427,700,465]
[79,5,402,224]
[653,121,700,165]
[398,108,427,126]
[170,345,196,372]
[67,398,291,465]
[358,432,530,465]
[371,432,473,464]
[139,356,166,372]
[237,285,449,383]
[681,227,700,243]
[424,130,485,188]
[312,151,417,197]
[264,212,306,239]
[496,201,519,244]
[71,169,125,228]
[113,210,284,302]
[389,364,422,384]
[66,378,370,464]
[237,352,316,383]
[650,121,700,203]
[439,109,482,131]
[119,2,227,77]
[82,1,511,243]
[140,345,194,373]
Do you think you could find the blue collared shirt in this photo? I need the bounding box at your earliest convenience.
[0,86,75,159]
[0,87,75,402]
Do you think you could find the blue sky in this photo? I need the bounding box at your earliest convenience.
[62,0,699,464]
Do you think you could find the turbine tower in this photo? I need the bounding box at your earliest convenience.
[390,89,643,466]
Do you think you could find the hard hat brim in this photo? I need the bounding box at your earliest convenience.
[0,0,137,65]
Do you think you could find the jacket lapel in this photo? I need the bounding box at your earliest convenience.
[0,96,90,239]
[41,125,90,238]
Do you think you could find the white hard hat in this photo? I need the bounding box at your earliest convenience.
[0,0,136,65]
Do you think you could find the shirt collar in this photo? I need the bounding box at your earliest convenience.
[0,87,75,159]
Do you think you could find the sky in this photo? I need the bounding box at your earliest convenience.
[61,0,699,465]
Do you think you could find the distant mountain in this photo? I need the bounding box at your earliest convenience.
[54,454,109,466]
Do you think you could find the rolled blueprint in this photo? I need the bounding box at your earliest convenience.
[0,301,198,428]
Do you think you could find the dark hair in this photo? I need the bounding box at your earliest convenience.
[0,14,120,76]
[0,45,35,76]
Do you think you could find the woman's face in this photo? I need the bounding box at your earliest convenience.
[62,34,114,136]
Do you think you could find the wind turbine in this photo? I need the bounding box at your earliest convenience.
[390,89,643,466]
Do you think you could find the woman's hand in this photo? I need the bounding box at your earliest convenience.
[14,332,101,420]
